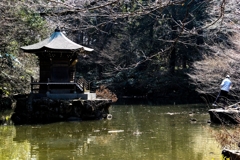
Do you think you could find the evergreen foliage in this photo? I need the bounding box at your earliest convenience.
[0,0,48,95]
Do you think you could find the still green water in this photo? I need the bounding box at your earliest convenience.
[0,104,222,160]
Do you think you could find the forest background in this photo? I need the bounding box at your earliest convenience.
[0,0,240,104]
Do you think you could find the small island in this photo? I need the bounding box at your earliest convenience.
[11,28,114,124]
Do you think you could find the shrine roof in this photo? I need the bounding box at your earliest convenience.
[21,28,93,53]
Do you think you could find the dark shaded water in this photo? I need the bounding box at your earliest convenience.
[0,104,222,160]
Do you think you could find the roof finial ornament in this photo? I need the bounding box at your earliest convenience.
[55,26,60,32]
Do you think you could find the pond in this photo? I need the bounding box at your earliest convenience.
[0,103,222,160]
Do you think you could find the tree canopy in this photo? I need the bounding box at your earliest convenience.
[1,0,240,103]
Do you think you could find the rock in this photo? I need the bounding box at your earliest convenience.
[190,118,197,121]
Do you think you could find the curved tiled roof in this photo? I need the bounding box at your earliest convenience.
[21,28,93,52]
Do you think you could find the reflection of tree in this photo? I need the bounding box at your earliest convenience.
[0,126,32,160]
[12,121,116,159]
[109,105,220,159]
[0,105,221,159]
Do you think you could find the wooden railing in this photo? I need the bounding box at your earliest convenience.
[76,78,89,92]
[29,76,94,93]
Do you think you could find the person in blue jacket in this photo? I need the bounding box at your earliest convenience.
[212,75,232,106]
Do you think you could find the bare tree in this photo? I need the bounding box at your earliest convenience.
[188,0,240,101]
[33,0,237,97]
[2,0,239,98]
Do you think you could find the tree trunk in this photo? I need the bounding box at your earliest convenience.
[169,47,176,74]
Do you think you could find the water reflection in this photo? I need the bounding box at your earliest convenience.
[0,104,222,160]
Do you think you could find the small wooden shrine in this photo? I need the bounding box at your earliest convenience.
[12,28,112,124]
